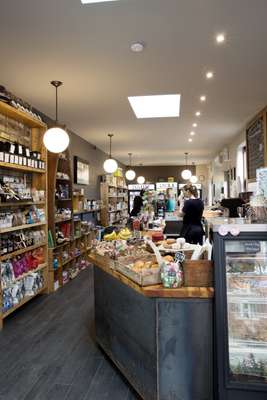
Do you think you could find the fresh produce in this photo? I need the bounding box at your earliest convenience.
[117,228,132,240]
[103,231,117,241]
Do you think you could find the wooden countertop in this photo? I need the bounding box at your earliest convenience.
[88,253,214,299]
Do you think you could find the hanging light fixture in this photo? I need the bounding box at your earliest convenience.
[181,152,192,180]
[103,134,118,173]
[43,81,70,153]
[190,162,198,183]
[137,175,145,184]
[125,153,136,181]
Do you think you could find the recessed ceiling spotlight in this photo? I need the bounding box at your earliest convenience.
[190,131,195,136]
[130,42,145,53]
[192,123,198,128]
[206,71,214,79]
[188,138,193,142]
[216,33,225,43]
[200,95,206,102]
[195,111,201,117]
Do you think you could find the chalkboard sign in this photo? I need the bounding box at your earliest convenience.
[246,116,265,180]
[244,241,261,254]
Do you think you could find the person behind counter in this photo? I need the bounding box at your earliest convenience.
[179,184,205,244]
[130,189,144,217]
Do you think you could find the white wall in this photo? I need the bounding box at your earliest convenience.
[209,129,246,203]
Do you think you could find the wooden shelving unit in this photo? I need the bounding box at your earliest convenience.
[100,174,129,226]
[47,150,96,293]
[0,101,49,329]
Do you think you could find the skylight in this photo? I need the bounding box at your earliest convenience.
[128,95,181,119]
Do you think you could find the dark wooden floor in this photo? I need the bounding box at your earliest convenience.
[0,267,140,400]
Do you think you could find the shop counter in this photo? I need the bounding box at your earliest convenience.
[89,254,214,400]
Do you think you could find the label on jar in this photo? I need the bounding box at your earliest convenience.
[10,154,15,163]
[4,153,10,163]
[18,145,23,155]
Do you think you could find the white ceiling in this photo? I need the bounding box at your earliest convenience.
[1,0,267,165]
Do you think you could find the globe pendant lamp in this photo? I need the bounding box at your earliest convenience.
[190,162,198,183]
[125,153,136,181]
[181,152,192,180]
[103,134,118,174]
[43,81,70,153]
[137,176,145,184]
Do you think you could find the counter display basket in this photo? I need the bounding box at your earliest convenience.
[116,254,161,286]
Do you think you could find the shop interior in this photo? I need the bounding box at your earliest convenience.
[0,1,267,400]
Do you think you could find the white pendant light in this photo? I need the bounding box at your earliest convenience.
[43,81,70,153]
[103,134,118,174]
[125,153,136,181]
[137,176,145,184]
[190,162,198,183]
[190,175,198,184]
[181,152,192,180]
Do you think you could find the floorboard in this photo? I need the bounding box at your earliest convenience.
[0,267,140,400]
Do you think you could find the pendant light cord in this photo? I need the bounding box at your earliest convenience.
[108,134,113,158]
[51,80,63,126]
[55,85,58,123]
[185,152,189,167]
[128,152,132,167]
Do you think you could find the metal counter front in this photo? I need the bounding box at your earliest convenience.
[90,254,214,400]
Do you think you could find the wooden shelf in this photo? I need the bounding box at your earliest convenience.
[73,210,98,215]
[0,101,46,129]
[62,250,87,266]
[0,221,46,234]
[0,242,47,261]
[3,263,47,286]
[101,181,128,226]
[3,285,47,319]
[0,162,45,174]
[0,201,45,208]
[55,198,72,201]
[0,101,48,330]
[55,217,72,224]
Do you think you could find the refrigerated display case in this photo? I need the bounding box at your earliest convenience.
[212,219,267,400]
[156,182,178,197]
[128,183,155,214]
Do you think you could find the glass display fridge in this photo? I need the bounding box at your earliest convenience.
[128,183,155,213]
[212,219,267,400]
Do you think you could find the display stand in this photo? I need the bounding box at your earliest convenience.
[0,101,49,329]
[100,174,128,226]
[47,150,95,292]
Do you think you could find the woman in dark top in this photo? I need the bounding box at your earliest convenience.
[130,190,144,217]
[180,185,205,244]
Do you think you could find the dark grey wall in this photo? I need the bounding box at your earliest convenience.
[69,132,110,199]
[133,165,197,185]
